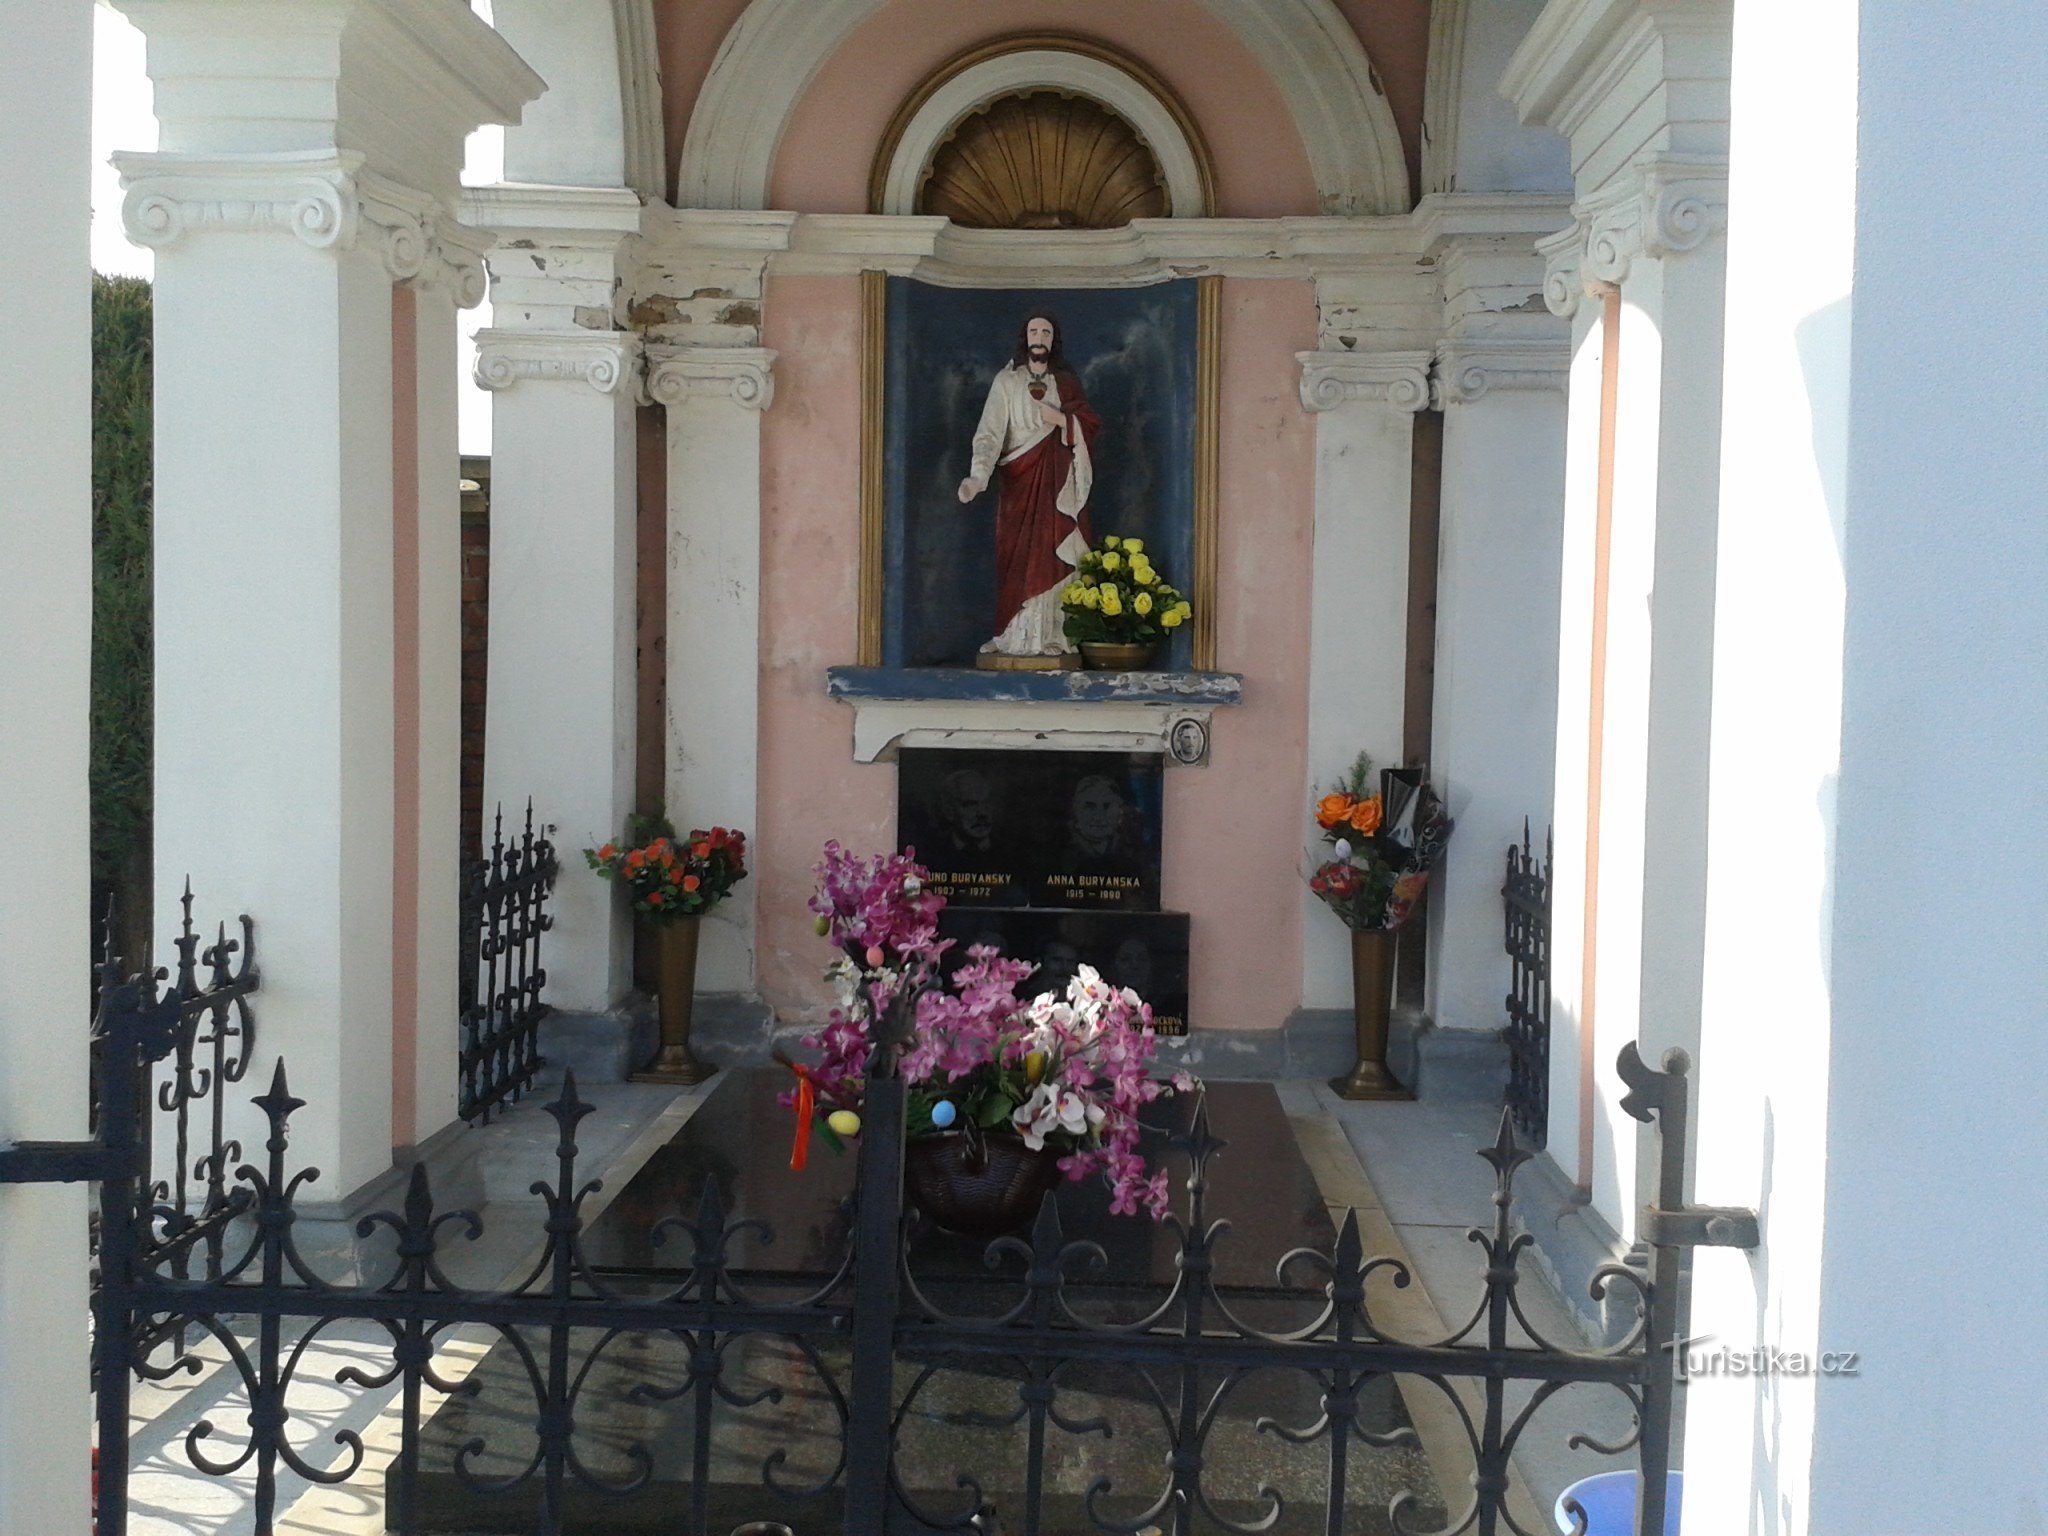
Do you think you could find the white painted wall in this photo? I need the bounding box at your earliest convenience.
[491,0,630,189]
[0,5,94,1529]
[1684,1,2048,1529]
[1300,387,1417,1009]
[1449,0,1573,196]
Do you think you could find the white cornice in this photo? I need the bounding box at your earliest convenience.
[1297,350,1436,413]
[1502,0,1732,157]
[633,198,1574,287]
[1433,338,1573,406]
[462,183,647,241]
[473,329,644,398]
[116,150,492,305]
[352,0,545,130]
[1537,153,1728,314]
[111,0,542,195]
[643,346,777,411]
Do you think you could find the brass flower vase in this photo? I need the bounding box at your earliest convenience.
[1079,641,1159,671]
[1331,927,1409,1101]
[632,914,716,1085]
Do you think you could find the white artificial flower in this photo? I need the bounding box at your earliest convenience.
[825,957,862,1009]
[1012,1083,1058,1149]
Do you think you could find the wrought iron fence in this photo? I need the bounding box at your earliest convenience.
[1502,821,1553,1147]
[76,890,261,1296]
[4,928,1758,1536]
[458,801,557,1123]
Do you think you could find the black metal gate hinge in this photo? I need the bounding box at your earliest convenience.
[0,1140,133,1186]
[1643,1202,1760,1250]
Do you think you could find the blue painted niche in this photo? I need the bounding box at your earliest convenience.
[882,277,1201,669]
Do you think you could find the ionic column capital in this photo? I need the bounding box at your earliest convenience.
[472,330,645,399]
[1432,338,1573,407]
[1297,350,1435,414]
[1538,154,1730,317]
[644,346,777,412]
[115,150,491,307]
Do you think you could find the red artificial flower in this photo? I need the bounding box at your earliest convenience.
[683,874,701,892]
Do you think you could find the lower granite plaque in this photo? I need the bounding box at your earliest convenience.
[938,905,1190,1035]
[898,746,1163,909]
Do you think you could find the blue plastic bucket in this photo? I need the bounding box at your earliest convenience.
[1552,1470,1683,1536]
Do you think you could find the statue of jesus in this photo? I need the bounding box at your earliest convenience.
[955,312,1101,666]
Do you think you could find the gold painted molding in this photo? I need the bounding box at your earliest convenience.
[869,32,1216,220]
[857,269,887,667]
[1193,275,1220,672]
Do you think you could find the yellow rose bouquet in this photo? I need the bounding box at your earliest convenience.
[1059,534,1193,647]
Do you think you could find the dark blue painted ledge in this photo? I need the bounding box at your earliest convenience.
[826,665,1244,707]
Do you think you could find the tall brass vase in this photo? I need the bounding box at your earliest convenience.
[632,915,716,1086]
[1330,927,1409,1101]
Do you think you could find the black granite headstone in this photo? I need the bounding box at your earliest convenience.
[897,746,1163,910]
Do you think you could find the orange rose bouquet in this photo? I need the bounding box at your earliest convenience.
[586,814,747,923]
[1308,753,1452,932]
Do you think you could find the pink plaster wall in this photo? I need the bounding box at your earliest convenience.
[756,276,896,1015]
[755,276,1317,1030]
[1162,281,1316,1033]
[651,0,753,204]
[654,0,1432,212]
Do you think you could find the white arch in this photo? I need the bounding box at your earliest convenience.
[680,0,1410,215]
[876,50,1208,218]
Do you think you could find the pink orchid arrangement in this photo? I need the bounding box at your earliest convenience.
[791,842,1192,1222]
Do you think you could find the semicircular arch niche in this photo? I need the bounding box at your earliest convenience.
[918,89,1171,229]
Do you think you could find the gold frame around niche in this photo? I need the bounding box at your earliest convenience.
[856,272,1221,671]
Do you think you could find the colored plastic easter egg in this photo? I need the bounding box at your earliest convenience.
[930,1099,957,1129]
[826,1109,861,1138]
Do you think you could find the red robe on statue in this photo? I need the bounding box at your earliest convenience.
[991,368,1100,637]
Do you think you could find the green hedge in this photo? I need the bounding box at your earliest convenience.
[92,273,153,925]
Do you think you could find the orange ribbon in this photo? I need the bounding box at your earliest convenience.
[790,1067,814,1172]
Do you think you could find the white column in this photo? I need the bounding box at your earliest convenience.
[1296,352,1429,1008]
[1567,161,1732,1235]
[1539,294,1606,1191]
[404,266,483,1140]
[1687,0,2048,1528]
[138,170,401,1200]
[0,3,93,1528]
[646,348,774,992]
[1425,240,1570,1042]
[471,189,646,1012]
[116,0,539,1199]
